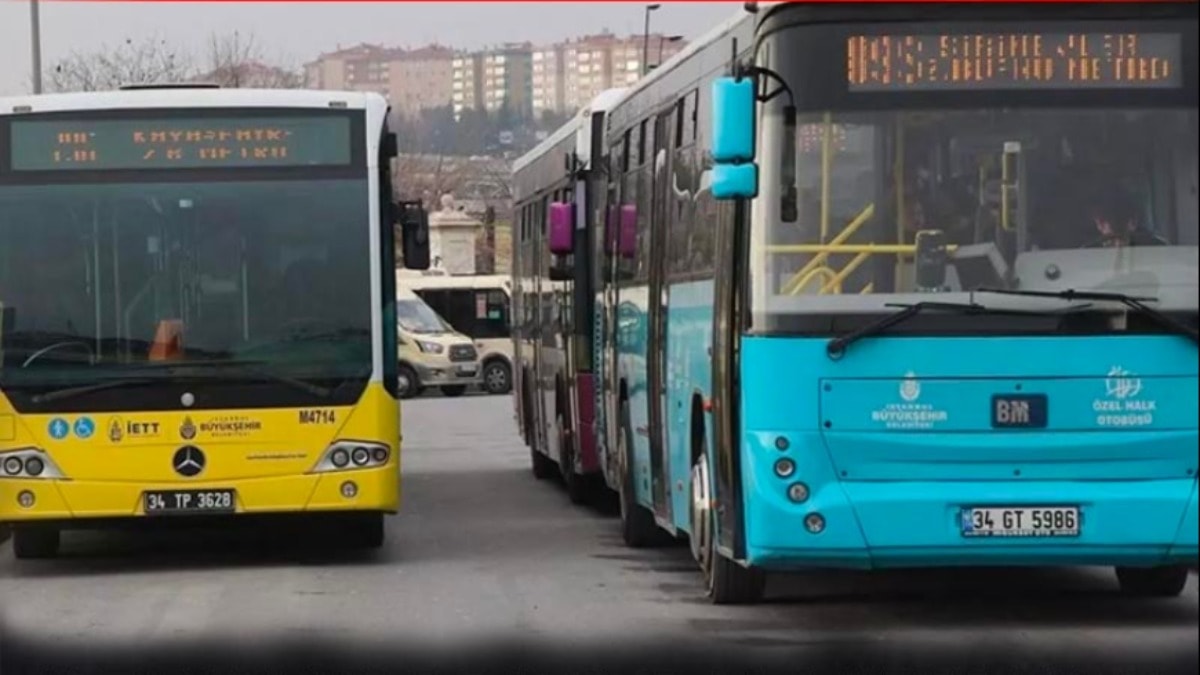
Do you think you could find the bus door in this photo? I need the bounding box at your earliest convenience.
[647,108,675,522]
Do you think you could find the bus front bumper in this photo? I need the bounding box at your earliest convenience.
[0,466,399,524]
[742,478,1200,570]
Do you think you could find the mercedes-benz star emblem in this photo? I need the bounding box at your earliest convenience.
[172,446,205,478]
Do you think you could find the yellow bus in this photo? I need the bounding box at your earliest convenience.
[0,85,430,558]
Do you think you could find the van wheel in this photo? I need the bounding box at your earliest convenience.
[483,360,512,395]
[441,385,467,397]
[1115,565,1189,597]
[13,526,60,560]
[397,365,420,399]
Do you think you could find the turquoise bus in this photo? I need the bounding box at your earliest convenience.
[542,0,1198,603]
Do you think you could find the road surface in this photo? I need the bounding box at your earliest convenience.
[1,395,1196,672]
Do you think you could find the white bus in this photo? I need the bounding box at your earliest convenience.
[396,271,513,395]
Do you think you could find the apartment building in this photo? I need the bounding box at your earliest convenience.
[531,32,686,118]
[303,43,456,120]
[452,43,534,121]
[305,33,688,121]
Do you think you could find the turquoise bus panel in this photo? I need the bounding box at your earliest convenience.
[737,334,1198,570]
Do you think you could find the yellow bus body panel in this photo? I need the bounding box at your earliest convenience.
[0,382,400,523]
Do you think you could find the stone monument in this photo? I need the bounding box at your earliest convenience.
[427,193,482,275]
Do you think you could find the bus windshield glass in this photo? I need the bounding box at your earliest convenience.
[749,19,1199,327]
[0,110,372,410]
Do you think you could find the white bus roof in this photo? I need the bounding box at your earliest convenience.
[511,87,628,175]
[396,273,511,291]
[609,8,751,111]
[0,88,388,116]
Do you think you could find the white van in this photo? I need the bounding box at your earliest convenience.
[395,286,481,398]
[396,271,513,395]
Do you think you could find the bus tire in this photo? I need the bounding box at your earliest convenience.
[343,513,385,550]
[559,411,589,505]
[397,364,420,399]
[1115,565,1189,597]
[441,385,467,397]
[12,525,60,560]
[482,360,512,395]
[531,447,555,480]
[691,447,764,605]
[617,401,659,548]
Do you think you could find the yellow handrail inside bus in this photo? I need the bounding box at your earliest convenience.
[792,266,841,294]
[819,251,871,294]
[776,202,875,294]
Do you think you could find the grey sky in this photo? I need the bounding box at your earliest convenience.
[0,1,743,96]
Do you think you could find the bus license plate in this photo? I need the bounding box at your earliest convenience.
[143,489,236,515]
[960,506,1079,538]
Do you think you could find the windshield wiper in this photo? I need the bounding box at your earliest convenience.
[279,328,371,343]
[32,361,334,404]
[32,377,160,404]
[153,359,336,398]
[975,287,1199,344]
[825,300,1073,360]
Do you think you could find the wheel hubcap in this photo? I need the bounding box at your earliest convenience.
[486,366,508,392]
[397,373,411,394]
[690,454,712,572]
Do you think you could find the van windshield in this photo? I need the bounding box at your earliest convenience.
[396,298,449,334]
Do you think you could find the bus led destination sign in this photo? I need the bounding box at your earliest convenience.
[11,115,352,171]
[846,32,1183,91]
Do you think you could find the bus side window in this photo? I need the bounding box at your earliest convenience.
[474,289,510,339]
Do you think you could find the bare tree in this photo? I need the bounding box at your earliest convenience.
[204,31,302,88]
[392,154,476,205]
[46,36,193,93]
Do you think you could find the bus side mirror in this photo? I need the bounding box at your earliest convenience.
[710,76,758,201]
[548,202,574,255]
[618,204,638,259]
[398,201,430,270]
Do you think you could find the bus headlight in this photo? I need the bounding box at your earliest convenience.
[0,448,65,480]
[351,447,371,466]
[773,458,795,478]
[330,448,350,468]
[311,440,392,473]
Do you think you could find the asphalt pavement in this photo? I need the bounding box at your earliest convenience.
[1,393,1196,673]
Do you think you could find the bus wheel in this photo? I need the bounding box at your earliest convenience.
[531,447,555,480]
[441,385,467,397]
[559,412,588,505]
[343,513,385,550]
[397,365,420,399]
[617,402,658,548]
[1115,565,1189,597]
[12,525,60,560]
[691,449,764,605]
[483,360,512,395]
